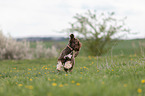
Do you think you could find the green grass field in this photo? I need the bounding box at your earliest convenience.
[0,39,145,96]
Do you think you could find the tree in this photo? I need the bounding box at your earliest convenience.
[65,10,130,56]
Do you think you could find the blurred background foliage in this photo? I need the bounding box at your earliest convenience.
[0,31,58,60]
[0,10,145,60]
[64,10,130,56]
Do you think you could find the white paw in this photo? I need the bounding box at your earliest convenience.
[56,61,63,70]
[64,61,72,69]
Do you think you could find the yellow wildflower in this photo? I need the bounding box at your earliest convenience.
[137,88,142,93]
[65,74,68,76]
[30,79,32,81]
[84,66,87,68]
[76,83,80,86]
[52,83,57,86]
[25,85,33,90]
[45,68,47,70]
[42,66,45,69]
[71,81,75,83]
[59,84,63,87]
[28,69,31,71]
[112,69,114,71]
[141,80,145,83]
[18,84,23,87]
[88,56,91,59]
[48,79,51,81]
[123,84,127,87]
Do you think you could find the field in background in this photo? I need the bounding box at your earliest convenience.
[0,39,145,96]
[107,39,145,56]
[31,39,145,56]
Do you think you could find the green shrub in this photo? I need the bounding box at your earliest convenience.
[65,10,129,56]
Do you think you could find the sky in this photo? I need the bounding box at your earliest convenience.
[0,0,145,39]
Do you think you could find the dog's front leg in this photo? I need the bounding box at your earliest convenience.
[56,60,63,72]
[69,58,75,72]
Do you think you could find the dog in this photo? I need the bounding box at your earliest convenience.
[56,34,81,72]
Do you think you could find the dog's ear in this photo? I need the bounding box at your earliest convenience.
[70,34,74,39]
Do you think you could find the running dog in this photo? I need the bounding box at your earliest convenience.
[56,34,81,72]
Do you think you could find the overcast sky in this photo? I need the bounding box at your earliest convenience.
[0,0,145,39]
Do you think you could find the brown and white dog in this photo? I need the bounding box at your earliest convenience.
[56,34,81,72]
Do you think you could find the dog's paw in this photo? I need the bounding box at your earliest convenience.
[64,61,72,69]
[56,61,63,71]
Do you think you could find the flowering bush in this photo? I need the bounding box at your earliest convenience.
[34,42,58,59]
[0,31,58,60]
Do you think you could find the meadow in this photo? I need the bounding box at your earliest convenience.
[0,39,145,96]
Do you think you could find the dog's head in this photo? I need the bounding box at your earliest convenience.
[69,34,82,51]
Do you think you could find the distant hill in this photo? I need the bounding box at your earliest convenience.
[16,37,67,42]
[16,37,145,42]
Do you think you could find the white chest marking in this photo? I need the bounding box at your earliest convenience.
[64,54,72,59]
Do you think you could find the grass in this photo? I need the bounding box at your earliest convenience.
[0,55,145,96]
[106,39,145,56]
[0,39,145,96]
